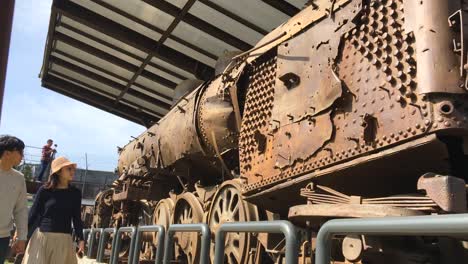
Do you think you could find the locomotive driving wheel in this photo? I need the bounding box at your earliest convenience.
[172,192,204,264]
[152,198,174,246]
[208,180,260,264]
[138,201,155,261]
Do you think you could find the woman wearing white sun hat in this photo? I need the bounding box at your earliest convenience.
[22,156,85,264]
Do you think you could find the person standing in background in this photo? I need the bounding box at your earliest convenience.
[0,135,28,263]
[36,139,55,182]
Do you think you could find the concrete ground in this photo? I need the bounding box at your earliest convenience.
[78,256,106,264]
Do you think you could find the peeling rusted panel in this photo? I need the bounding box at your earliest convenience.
[275,111,334,169]
[403,0,464,94]
[246,0,352,63]
[241,0,466,194]
[240,0,361,187]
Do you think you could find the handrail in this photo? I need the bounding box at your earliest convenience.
[316,213,468,264]
[97,227,117,263]
[163,223,210,264]
[214,220,300,264]
[132,225,165,264]
[87,228,103,258]
[111,226,137,264]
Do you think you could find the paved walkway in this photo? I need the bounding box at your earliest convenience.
[77,257,106,264]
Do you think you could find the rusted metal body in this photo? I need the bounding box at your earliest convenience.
[92,0,468,262]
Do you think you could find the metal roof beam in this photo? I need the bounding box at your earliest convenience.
[53,0,214,80]
[261,0,300,17]
[52,49,174,103]
[89,0,217,61]
[54,32,176,98]
[50,56,172,111]
[43,74,158,127]
[197,0,268,35]
[142,0,253,51]
[58,23,178,90]
[115,0,198,103]
[58,23,186,83]
[47,70,163,120]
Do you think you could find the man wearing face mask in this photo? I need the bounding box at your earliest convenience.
[0,135,28,263]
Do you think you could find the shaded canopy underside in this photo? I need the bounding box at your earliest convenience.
[40,0,307,126]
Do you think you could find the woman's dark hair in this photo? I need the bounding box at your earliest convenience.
[44,172,61,189]
[0,135,25,158]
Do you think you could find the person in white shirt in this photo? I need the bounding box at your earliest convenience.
[0,135,28,263]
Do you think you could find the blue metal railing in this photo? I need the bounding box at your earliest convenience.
[315,213,468,264]
[110,226,137,264]
[132,225,165,264]
[97,227,117,263]
[163,223,210,264]
[214,220,300,264]
[83,215,468,264]
[88,228,103,259]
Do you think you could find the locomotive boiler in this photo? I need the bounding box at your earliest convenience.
[92,0,468,263]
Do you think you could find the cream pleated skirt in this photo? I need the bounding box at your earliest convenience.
[22,229,78,264]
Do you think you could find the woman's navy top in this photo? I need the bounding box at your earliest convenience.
[28,185,84,240]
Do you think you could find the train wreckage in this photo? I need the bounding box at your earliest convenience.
[43,0,468,263]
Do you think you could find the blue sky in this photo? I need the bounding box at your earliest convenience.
[0,0,145,171]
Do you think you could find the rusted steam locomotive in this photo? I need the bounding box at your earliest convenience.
[92,0,468,263]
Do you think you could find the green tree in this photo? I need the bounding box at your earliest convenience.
[21,164,34,182]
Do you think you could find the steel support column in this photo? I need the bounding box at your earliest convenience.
[0,0,15,124]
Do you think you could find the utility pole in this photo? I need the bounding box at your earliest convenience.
[82,153,88,196]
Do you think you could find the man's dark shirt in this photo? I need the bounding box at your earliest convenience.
[41,145,52,162]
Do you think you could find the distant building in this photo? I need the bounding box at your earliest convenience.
[20,163,117,199]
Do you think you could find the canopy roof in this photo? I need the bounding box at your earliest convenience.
[40,0,307,126]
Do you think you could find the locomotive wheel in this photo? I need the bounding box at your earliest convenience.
[152,198,174,246]
[172,192,204,264]
[92,189,113,228]
[208,180,260,264]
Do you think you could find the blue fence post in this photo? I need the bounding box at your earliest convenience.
[97,227,117,263]
[214,221,300,264]
[87,228,103,259]
[111,226,137,264]
[315,214,468,264]
[83,228,91,256]
[132,225,165,264]
[163,223,210,264]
